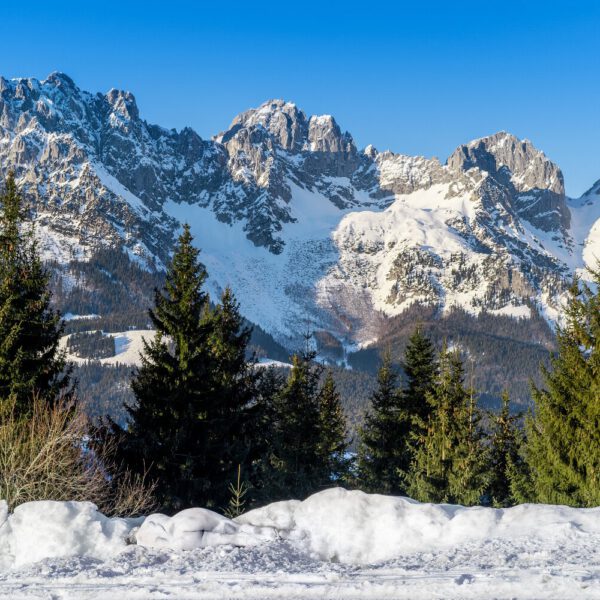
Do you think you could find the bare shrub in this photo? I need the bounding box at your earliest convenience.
[0,395,156,516]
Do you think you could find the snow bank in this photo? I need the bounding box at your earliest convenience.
[237,487,600,564]
[0,502,276,569]
[136,507,277,550]
[0,501,133,568]
[3,488,600,570]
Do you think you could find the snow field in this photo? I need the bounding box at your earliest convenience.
[237,488,600,564]
[59,329,154,366]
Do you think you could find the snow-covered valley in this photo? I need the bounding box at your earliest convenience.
[1,488,599,599]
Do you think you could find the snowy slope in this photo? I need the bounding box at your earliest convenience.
[569,180,600,277]
[2,489,600,599]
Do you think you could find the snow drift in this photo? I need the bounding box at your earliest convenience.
[2,488,600,569]
[135,507,277,550]
[238,488,600,564]
[0,500,133,568]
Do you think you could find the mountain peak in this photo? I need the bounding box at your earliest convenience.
[307,113,354,154]
[105,88,139,121]
[447,131,564,195]
[447,131,568,231]
[216,99,308,150]
[216,99,356,155]
[44,71,77,89]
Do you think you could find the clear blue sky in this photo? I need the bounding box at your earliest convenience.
[1,0,598,196]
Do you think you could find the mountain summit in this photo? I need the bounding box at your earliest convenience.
[0,73,599,352]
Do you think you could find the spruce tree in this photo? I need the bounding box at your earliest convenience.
[116,225,258,511]
[267,344,324,501]
[0,173,71,414]
[357,351,409,494]
[204,287,261,505]
[524,273,600,506]
[317,370,350,485]
[487,391,523,507]
[408,345,487,505]
[248,365,286,505]
[401,327,437,423]
[448,377,488,505]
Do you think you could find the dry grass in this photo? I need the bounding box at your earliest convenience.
[0,395,156,516]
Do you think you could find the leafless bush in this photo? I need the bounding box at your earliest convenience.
[0,394,156,516]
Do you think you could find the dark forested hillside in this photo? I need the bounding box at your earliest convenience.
[50,248,164,334]
[73,362,134,426]
[347,304,555,408]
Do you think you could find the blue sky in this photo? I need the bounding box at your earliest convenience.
[1,0,598,196]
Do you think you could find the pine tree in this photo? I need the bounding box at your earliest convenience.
[524,273,600,506]
[408,344,487,505]
[317,370,350,485]
[115,225,259,511]
[0,173,71,414]
[248,366,286,505]
[487,391,523,507]
[357,351,409,494]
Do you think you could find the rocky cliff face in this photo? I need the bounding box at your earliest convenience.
[447,132,569,232]
[0,73,598,352]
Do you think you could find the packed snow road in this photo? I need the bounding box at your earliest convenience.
[1,488,600,599]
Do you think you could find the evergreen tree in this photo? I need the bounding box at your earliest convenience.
[487,391,524,507]
[524,273,600,506]
[248,366,286,505]
[204,287,261,504]
[448,376,488,505]
[266,343,324,501]
[401,327,437,422]
[408,344,487,505]
[115,225,258,511]
[357,351,409,494]
[0,173,71,414]
[317,370,351,484]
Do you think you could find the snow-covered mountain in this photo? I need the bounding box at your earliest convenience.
[1,72,599,352]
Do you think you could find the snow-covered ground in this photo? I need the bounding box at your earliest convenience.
[59,332,293,370]
[59,330,154,366]
[1,488,600,599]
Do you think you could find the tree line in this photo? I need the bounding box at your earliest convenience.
[0,173,599,514]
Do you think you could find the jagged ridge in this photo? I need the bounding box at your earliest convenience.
[1,73,599,353]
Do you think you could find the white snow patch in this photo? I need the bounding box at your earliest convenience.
[239,488,600,564]
[63,313,99,321]
[256,358,292,369]
[91,163,147,215]
[0,501,132,569]
[59,329,154,366]
[568,187,600,279]
[488,304,532,318]
[136,508,277,551]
